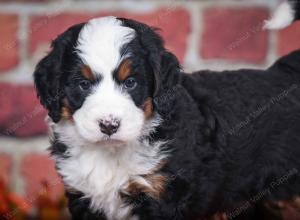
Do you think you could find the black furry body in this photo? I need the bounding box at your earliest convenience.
[58,51,300,220]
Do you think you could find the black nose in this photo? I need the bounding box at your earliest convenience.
[99,119,120,136]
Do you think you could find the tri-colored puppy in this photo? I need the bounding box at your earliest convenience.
[34,1,300,219]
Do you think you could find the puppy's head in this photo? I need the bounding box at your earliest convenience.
[34,16,180,144]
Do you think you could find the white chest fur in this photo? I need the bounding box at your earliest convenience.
[52,121,165,220]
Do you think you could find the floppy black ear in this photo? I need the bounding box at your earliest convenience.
[156,50,181,96]
[33,23,84,123]
[135,25,181,97]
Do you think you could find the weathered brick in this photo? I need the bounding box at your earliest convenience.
[29,13,93,55]
[29,8,190,63]
[0,14,19,72]
[0,83,47,137]
[0,154,12,185]
[20,154,64,203]
[121,8,190,62]
[201,7,269,63]
[278,21,300,56]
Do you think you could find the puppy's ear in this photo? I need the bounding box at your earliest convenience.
[155,50,181,96]
[34,40,64,123]
[137,26,181,97]
[137,27,180,97]
[33,23,84,123]
[119,18,181,97]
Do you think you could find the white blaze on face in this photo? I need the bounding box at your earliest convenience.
[74,16,144,143]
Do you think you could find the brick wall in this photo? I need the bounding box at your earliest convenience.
[0,0,300,202]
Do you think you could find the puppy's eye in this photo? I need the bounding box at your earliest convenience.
[79,80,91,90]
[123,77,137,90]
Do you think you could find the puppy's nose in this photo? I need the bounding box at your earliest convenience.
[99,118,120,136]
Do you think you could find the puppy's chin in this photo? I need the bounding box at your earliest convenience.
[95,138,127,148]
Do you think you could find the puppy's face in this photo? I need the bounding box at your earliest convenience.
[34,17,172,145]
[64,18,154,143]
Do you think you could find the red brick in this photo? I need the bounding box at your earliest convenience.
[0,83,47,137]
[121,8,190,62]
[0,154,12,185]
[29,13,94,55]
[278,21,300,56]
[29,8,190,63]
[20,154,64,203]
[0,14,19,72]
[201,7,269,63]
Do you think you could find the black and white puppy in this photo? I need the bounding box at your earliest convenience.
[34,1,300,220]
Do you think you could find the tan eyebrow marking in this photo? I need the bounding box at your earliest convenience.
[81,65,95,81]
[117,59,132,81]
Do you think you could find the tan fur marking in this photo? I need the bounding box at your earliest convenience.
[143,98,153,119]
[120,158,167,200]
[61,105,73,120]
[124,174,167,200]
[117,59,132,81]
[61,99,73,120]
[276,197,300,210]
[81,65,95,80]
[261,198,300,220]
[293,197,300,209]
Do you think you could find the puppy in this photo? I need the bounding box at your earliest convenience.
[34,1,300,219]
